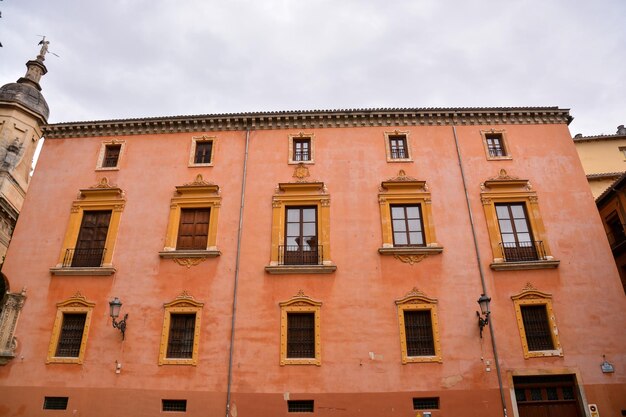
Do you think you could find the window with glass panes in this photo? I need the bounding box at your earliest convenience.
[284,206,318,264]
[293,138,311,162]
[495,203,538,261]
[388,135,408,159]
[102,144,121,167]
[194,141,213,164]
[485,133,506,157]
[391,204,425,246]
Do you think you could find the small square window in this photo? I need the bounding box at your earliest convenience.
[289,133,315,164]
[43,397,69,410]
[288,400,314,413]
[162,399,187,412]
[481,130,511,160]
[96,140,125,170]
[189,135,216,167]
[384,131,412,162]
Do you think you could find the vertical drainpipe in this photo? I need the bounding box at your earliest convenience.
[451,120,508,417]
[225,127,250,417]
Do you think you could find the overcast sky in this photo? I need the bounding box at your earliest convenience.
[1,0,624,136]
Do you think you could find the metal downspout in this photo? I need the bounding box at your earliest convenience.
[225,128,250,417]
[451,123,508,417]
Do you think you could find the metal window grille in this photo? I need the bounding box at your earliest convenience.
[166,314,196,359]
[288,400,314,413]
[486,134,506,157]
[55,313,86,357]
[194,141,213,164]
[404,310,435,356]
[412,397,439,410]
[102,144,121,167]
[162,399,187,412]
[293,138,311,161]
[389,135,408,159]
[43,396,69,410]
[520,305,554,351]
[287,312,315,358]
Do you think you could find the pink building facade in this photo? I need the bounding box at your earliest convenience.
[0,108,624,417]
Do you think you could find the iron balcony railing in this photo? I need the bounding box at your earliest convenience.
[279,245,322,266]
[63,248,107,268]
[499,241,546,262]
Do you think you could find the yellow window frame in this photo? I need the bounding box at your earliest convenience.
[481,128,512,161]
[46,292,95,364]
[384,130,412,162]
[288,132,315,165]
[160,174,221,257]
[480,169,558,269]
[54,178,125,272]
[511,283,563,359]
[378,170,442,256]
[158,292,204,366]
[396,288,442,364]
[279,290,322,366]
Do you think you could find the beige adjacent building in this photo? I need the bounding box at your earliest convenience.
[573,125,626,198]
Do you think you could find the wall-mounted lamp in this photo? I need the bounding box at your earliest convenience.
[109,297,128,340]
[476,294,491,338]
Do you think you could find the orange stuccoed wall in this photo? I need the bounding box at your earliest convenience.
[0,108,624,417]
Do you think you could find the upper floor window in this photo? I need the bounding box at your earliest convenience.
[266,164,335,274]
[158,292,203,366]
[51,178,125,275]
[159,174,221,260]
[511,283,562,359]
[384,131,412,162]
[189,135,216,167]
[96,140,125,170]
[481,129,511,160]
[605,211,626,248]
[289,133,315,164]
[293,138,311,162]
[46,293,95,364]
[391,204,425,247]
[481,169,558,270]
[378,170,442,259]
[395,288,442,364]
[177,208,210,250]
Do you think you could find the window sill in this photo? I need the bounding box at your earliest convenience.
[524,349,563,359]
[95,166,120,171]
[159,249,221,258]
[378,246,443,256]
[280,358,321,366]
[50,266,116,276]
[288,160,314,165]
[46,357,82,364]
[265,264,337,275]
[159,358,197,366]
[386,158,413,163]
[402,355,443,364]
[188,163,214,168]
[490,259,560,271]
[486,156,513,161]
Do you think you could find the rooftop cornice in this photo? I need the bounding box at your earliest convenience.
[42,107,572,139]
[586,171,625,180]
[573,134,626,143]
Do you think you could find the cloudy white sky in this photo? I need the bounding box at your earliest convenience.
[0,0,624,136]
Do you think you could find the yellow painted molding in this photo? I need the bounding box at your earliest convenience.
[279,291,322,366]
[158,292,204,366]
[46,293,95,365]
[395,288,442,364]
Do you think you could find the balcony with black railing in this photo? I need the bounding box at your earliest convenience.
[499,241,546,262]
[491,240,559,271]
[63,248,107,268]
[279,245,322,266]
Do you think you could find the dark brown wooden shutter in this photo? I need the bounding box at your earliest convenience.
[166,313,196,358]
[404,310,435,356]
[103,144,121,167]
[73,210,111,267]
[177,208,210,250]
[194,141,213,164]
[55,313,87,357]
[521,305,554,351]
[287,312,315,358]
